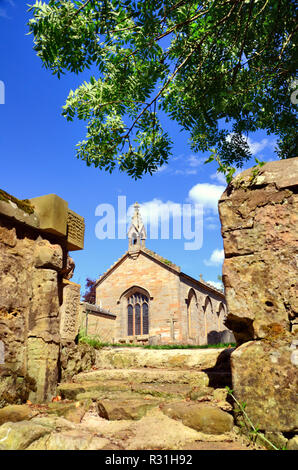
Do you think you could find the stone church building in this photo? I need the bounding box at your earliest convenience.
[84,203,233,345]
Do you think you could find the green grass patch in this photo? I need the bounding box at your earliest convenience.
[78,330,235,350]
[143,343,235,350]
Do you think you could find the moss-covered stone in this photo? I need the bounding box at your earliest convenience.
[0,189,34,215]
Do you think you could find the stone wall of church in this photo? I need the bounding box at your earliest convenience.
[96,249,234,345]
[79,302,116,343]
[179,276,233,345]
[96,250,183,343]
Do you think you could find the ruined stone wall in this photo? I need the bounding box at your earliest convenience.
[218,157,298,440]
[0,191,84,405]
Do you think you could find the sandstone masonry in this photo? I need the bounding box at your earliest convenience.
[0,190,85,404]
[218,157,298,438]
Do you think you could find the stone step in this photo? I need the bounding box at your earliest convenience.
[57,379,212,401]
[95,347,232,370]
[73,366,231,388]
[73,368,210,387]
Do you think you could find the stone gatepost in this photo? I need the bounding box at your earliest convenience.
[0,191,84,405]
[218,158,298,446]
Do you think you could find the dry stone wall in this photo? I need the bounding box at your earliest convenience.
[218,158,298,439]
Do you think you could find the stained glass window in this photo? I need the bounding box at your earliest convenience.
[127,292,149,336]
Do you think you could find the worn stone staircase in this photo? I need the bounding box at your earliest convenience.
[53,346,254,450]
[0,346,261,450]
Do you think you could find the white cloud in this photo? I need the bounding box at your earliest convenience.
[210,172,227,185]
[156,154,205,176]
[127,199,182,228]
[188,155,205,168]
[156,164,168,173]
[188,183,225,214]
[206,280,223,290]
[174,168,197,175]
[204,249,224,266]
[246,137,270,155]
[226,133,276,157]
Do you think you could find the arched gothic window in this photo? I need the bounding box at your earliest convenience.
[127,293,149,336]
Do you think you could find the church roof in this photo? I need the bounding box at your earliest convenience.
[95,247,224,298]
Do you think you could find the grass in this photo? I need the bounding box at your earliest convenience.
[78,330,235,350]
[143,343,235,349]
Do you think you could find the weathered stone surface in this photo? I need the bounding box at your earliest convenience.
[59,281,81,342]
[95,347,228,370]
[97,397,160,420]
[60,342,96,381]
[47,400,92,423]
[61,255,75,280]
[27,428,110,450]
[0,189,85,405]
[27,338,60,403]
[74,368,210,388]
[29,268,60,342]
[0,404,35,425]
[0,199,39,229]
[218,158,298,342]
[0,420,52,450]
[29,194,68,237]
[0,225,17,247]
[0,368,36,408]
[287,436,298,450]
[66,209,85,251]
[33,239,63,271]
[231,337,298,432]
[160,401,234,434]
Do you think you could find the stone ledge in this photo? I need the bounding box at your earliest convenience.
[0,199,39,229]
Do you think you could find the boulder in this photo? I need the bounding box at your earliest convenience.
[96,398,160,420]
[0,404,35,425]
[47,400,92,423]
[0,420,52,450]
[160,401,234,434]
[231,336,298,432]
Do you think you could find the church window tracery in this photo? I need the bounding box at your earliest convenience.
[127,293,149,336]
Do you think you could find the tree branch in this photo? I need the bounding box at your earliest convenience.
[72,0,92,17]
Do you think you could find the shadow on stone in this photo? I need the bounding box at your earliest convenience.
[202,348,233,389]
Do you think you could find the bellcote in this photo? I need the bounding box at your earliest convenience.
[128,202,146,251]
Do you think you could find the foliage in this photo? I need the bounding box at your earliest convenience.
[28,0,297,179]
[82,277,96,304]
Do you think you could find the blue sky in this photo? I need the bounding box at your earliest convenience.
[0,1,279,294]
